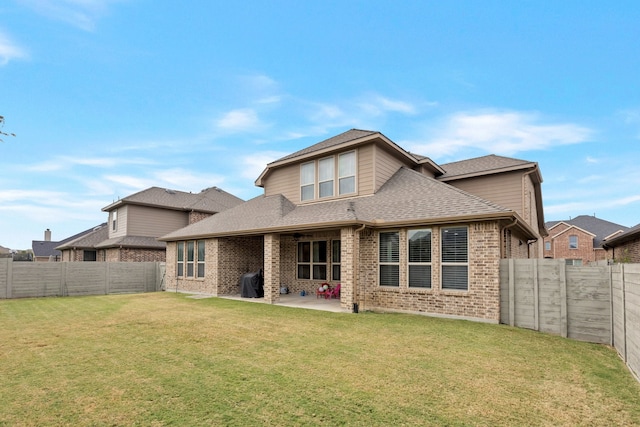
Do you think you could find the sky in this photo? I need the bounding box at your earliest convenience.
[1,1,640,250]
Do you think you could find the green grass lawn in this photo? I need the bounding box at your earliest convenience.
[1,293,639,426]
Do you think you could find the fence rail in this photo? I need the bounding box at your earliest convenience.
[0,259,164,299]
[500,259,639,382]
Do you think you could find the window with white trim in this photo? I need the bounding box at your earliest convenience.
[566,259,582,266]
[332,240,341,281]
[197,240,205,278]
[408,229,432,288]
[112,209,118,231]
[569,235,578,249]
[297,241,327,280]
[187,241,195,277]
[379,231,399,287]
[545,241,551,251]
[338,151,356,195]
[300,162,315,201]
[441,227,468,291]
[177,242,184,277]
[318,157,334,198]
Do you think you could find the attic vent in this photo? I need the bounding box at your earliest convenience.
[166,189,176,194]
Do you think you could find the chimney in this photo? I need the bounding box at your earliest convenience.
[45,229,51,242]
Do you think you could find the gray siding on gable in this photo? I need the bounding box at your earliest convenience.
[373,144,406,193]
[264,162,299,201]
[110,206,129,239]
[127,205,189,237]
[447,171,523,217]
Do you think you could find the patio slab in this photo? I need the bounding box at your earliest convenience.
[220,293,350,313]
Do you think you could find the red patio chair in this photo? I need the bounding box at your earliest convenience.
[327,283,341,299]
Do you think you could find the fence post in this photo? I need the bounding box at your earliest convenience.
[559,260,568,338]
[60,262,67,297]
[609,264,614,346]
[509,259,515,327]
[621,263,627,364]
[105,262,111,295]
[7,259,13,299]
[533,258,539,331]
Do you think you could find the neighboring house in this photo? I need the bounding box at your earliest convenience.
[602,223,640,263]
[159,129,547,323]
[0,245,11,258]
[58,186,244,262]
[544,215,629,265]
[33,227,105,262]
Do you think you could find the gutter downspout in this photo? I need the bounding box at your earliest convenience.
[502,218,519,258]
[353,223,366,313]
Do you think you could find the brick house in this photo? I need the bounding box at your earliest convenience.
[159,129,547,322]
[544,215,629,265]
[57,186,243,262]
[603,224,640,263]
[33,226,106,262]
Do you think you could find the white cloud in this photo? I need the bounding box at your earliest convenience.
[0,31,28,65]
[406,111,593,158]
[240,151,289,181]
[17,0,122,31]
[215,108,263,133]
[27,155,155,172]
[358,95,418,116]
[585,156,599,164]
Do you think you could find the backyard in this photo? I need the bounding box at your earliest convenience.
[1,292,639,426]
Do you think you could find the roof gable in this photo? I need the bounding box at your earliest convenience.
[102,186,243,213]
[546,215,629,247]
[438,154,538,182]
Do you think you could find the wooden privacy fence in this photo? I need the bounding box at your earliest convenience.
[0,259,165,299]
[500,259,639,382]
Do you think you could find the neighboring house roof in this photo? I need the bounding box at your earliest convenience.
[255,129,445,187]
[56,224,109,250]
[33,223,108,258]
[94,236,166,249]
[602,223,640,248]
[101,186,244,213]
[161,167,536,241]
[438,154,539,181]
[546,215,629,248]
[0,245,10,254]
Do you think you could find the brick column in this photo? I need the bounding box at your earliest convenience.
[341,227,357,310]
[263,234,280,304]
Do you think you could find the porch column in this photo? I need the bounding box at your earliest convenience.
[263,233,280,304]
[341,226,358,310]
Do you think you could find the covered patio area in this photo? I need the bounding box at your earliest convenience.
[219,293,350,313]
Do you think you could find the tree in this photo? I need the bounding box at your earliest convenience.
[0,115,16,142]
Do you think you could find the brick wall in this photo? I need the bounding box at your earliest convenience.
[360,221,502,322]
[188,211,213,224]
[119,248,166,262]
[608,238,640,263]
[545,226,596,264]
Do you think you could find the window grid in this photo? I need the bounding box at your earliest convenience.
[297,241,327,280]
[318,157,334,198]
[300,162,315,201]
[379,231,400,287]
[441,227,468,291]
[408,229,432,288]
[569,235,578,249]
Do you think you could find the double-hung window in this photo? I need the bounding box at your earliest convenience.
[186,241,195,277]
[441,227,468,290]
[300,162,315,201]
[177,242,184,277]
[332,240,341,281]
[408,229,432,288]
[318,157,334,198]
[338,151,356,195]
[569,235,578,249]
[197,240,205,278]
[379,231,400,286]
[297,241,327,280]
[112,210,118,231]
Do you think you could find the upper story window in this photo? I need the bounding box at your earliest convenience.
[338,151,356,195]
[300,162,315,201]
[299,151,357,202]
[569,235,578,249]
[112,209,118,231]
[545,241,551,251]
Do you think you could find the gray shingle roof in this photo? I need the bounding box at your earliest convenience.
[439,154,535,180]
[546,215,629,248]
[161,167,516,241]
[94,236,166,249]
[33,223,107,257]
[56,224,109,250]
[103,186,244,213]
[603,223,640,247]
[273,129,378,163]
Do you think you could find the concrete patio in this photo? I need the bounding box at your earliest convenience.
[184,291,350,313]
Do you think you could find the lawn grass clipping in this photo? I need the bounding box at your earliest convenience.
[1,293,639,426]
